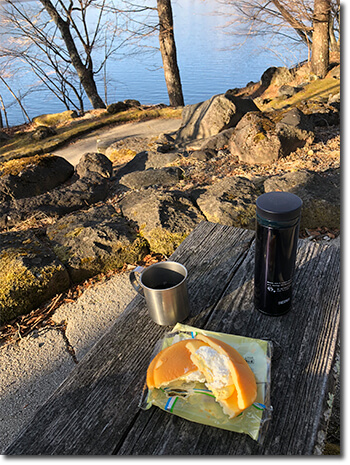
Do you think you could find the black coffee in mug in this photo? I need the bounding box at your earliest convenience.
[254,191,302,316]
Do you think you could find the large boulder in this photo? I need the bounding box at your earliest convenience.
[31,125,57,141]
[264,169,340,230]
[277,107,314,132]
[46,204,148,283]
[119,188,205,256]
[119,167,182,189]
[0,230,70,324]
[115,149,183,180]
[0,172,109,230]
[32,110,78,126]
[0,153,113,230]
[175,93,259,143]
[0,155,74,202]
[76,152,113,179]
[192,177,261,229]
[260,66,294,87]
[228,112,314,164]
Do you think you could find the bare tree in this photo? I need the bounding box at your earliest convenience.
[156,0,184,106]
[0,75,31,123]
[0,0,131,111]
[217,0,340,59]
[311,0,331,77]
[0,0,185,122]
[32,0,106,109]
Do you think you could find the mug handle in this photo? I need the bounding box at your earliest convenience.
[129,266,145,297]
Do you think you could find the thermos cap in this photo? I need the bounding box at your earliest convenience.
[256,191,303,222]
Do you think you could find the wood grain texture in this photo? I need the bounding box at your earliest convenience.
[5,222,340,455]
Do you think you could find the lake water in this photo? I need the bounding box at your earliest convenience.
[1,0,307,126]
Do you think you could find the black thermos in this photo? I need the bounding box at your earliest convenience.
[254,191,303,316]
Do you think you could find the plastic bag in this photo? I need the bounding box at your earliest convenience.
[140,323,273,443]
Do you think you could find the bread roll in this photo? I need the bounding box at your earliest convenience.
[146,339,207,389]
[187,334,257,418]
[146,334,257,419]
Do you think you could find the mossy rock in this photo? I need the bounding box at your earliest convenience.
[119,188,205,256]
[0,154,74,202]
[32,110,78,126]
[0,230,70,324]
[143,227,188,256]
[31,125,57,141]
[194,177,262,229]
[46,204,149,283]
[264,169,340,230]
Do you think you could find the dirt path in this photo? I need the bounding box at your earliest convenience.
[52,117,182,166]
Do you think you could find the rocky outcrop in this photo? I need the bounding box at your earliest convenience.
[228,110,314,164]
[46,204,148,283]
[264,169,340,230]
[0,230,70,324]
[0,155,74,202]
[175,93,259,143]
[192,177,262,229]
[119,188,205,256]
[107,99,141,114]
[0,154,111,229]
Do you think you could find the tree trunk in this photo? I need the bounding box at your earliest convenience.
[157,0,184,107]
[311,0,330,77]
[271,0,312,45]
[38,0,106,109]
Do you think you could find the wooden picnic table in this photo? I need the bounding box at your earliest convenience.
[5,222,340,455]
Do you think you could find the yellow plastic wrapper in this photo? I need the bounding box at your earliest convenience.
[140,323,273,443]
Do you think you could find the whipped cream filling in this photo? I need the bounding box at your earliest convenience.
[194,346,231,389]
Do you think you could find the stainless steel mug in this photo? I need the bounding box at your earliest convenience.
[129,261,190,325]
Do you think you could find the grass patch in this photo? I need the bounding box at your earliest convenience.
[258,77,340,111]
[0,106,182,164]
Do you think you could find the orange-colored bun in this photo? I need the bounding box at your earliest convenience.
[193,334,257,412]
[146,339,208,389]
[146,334,257,419]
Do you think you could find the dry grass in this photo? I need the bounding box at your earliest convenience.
[0,106,182,163]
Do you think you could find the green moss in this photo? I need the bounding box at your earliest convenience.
[33,110,77,126]
[259,77,340,111]
[147,227,188,256]
[52,245,73,264]
[253,132,266,143]
[0,250,69,324]
[65,227,84,238]
[0,154,53,177]
[234,205,256,229]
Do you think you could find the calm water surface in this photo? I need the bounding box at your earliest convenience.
[1,0,307,126]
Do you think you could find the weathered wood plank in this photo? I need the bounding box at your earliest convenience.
[5,223,254,455]
[116,239,340,455]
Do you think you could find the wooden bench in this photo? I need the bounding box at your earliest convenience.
[5,222,340,455]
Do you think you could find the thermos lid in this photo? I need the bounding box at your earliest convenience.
[256,191,302,222]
